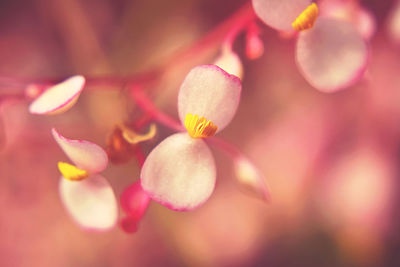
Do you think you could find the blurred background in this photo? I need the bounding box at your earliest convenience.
[1,0,400,266]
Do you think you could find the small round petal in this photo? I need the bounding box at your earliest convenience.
[29,75,85,115]
[178,65,241,132]
[214,49,243,79]
[141,133,216,211]
[233,156,270,201]
[59,174,118,231]
[252,0,312,31]
[52,128,108,173]
[296,17,368,92]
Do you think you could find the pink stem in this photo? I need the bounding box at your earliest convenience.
[130,85,184,132]
[222,8,256,51]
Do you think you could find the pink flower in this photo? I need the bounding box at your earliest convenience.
[52,128,118,231]
[252,0,368,92]
[140,65,242,211]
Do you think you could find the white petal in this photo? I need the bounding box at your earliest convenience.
[52,128,108,173]
[252,0,311,31]
[59,174,118,231]
[296,17,368,92]
[141,133,216,211]
[178,65,241,132]
[29,75,85,115]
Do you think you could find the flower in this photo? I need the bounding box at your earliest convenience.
[319,0,376,40]
[387,0,400,44]
[29,75,85,115]
[52,128,118,231]
[140,65,242,211]
[252,0,368,92]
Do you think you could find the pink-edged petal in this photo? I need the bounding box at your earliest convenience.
[296,17,368,92]
[178,65,241,132]
[252,0,312,31]
[59,174,118,231]
[29,75,85,115]
[141,133,216,211]
[52,128,108,173]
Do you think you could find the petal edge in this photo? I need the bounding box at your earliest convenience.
[52,128,108,173]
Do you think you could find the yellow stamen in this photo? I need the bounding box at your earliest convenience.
[58,162,89,181]
[184,113,217,138]
[292,3,319,32]
[120,123,157,144]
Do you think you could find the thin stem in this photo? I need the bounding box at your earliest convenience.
[221,5,256,51]
[130,85,184,132]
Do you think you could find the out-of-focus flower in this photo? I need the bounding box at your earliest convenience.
[318,144,393,263]
[319,0,376,40]
[140,65,242,211]
[29,75,85,115]
[387,0,400,44]
[52,128,118,231]
[295,17,367,92]
[252,0,368,92]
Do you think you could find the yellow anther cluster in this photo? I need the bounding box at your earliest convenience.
[184,113,217,138]
[292,3,319,32]
[58,161,89,181]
